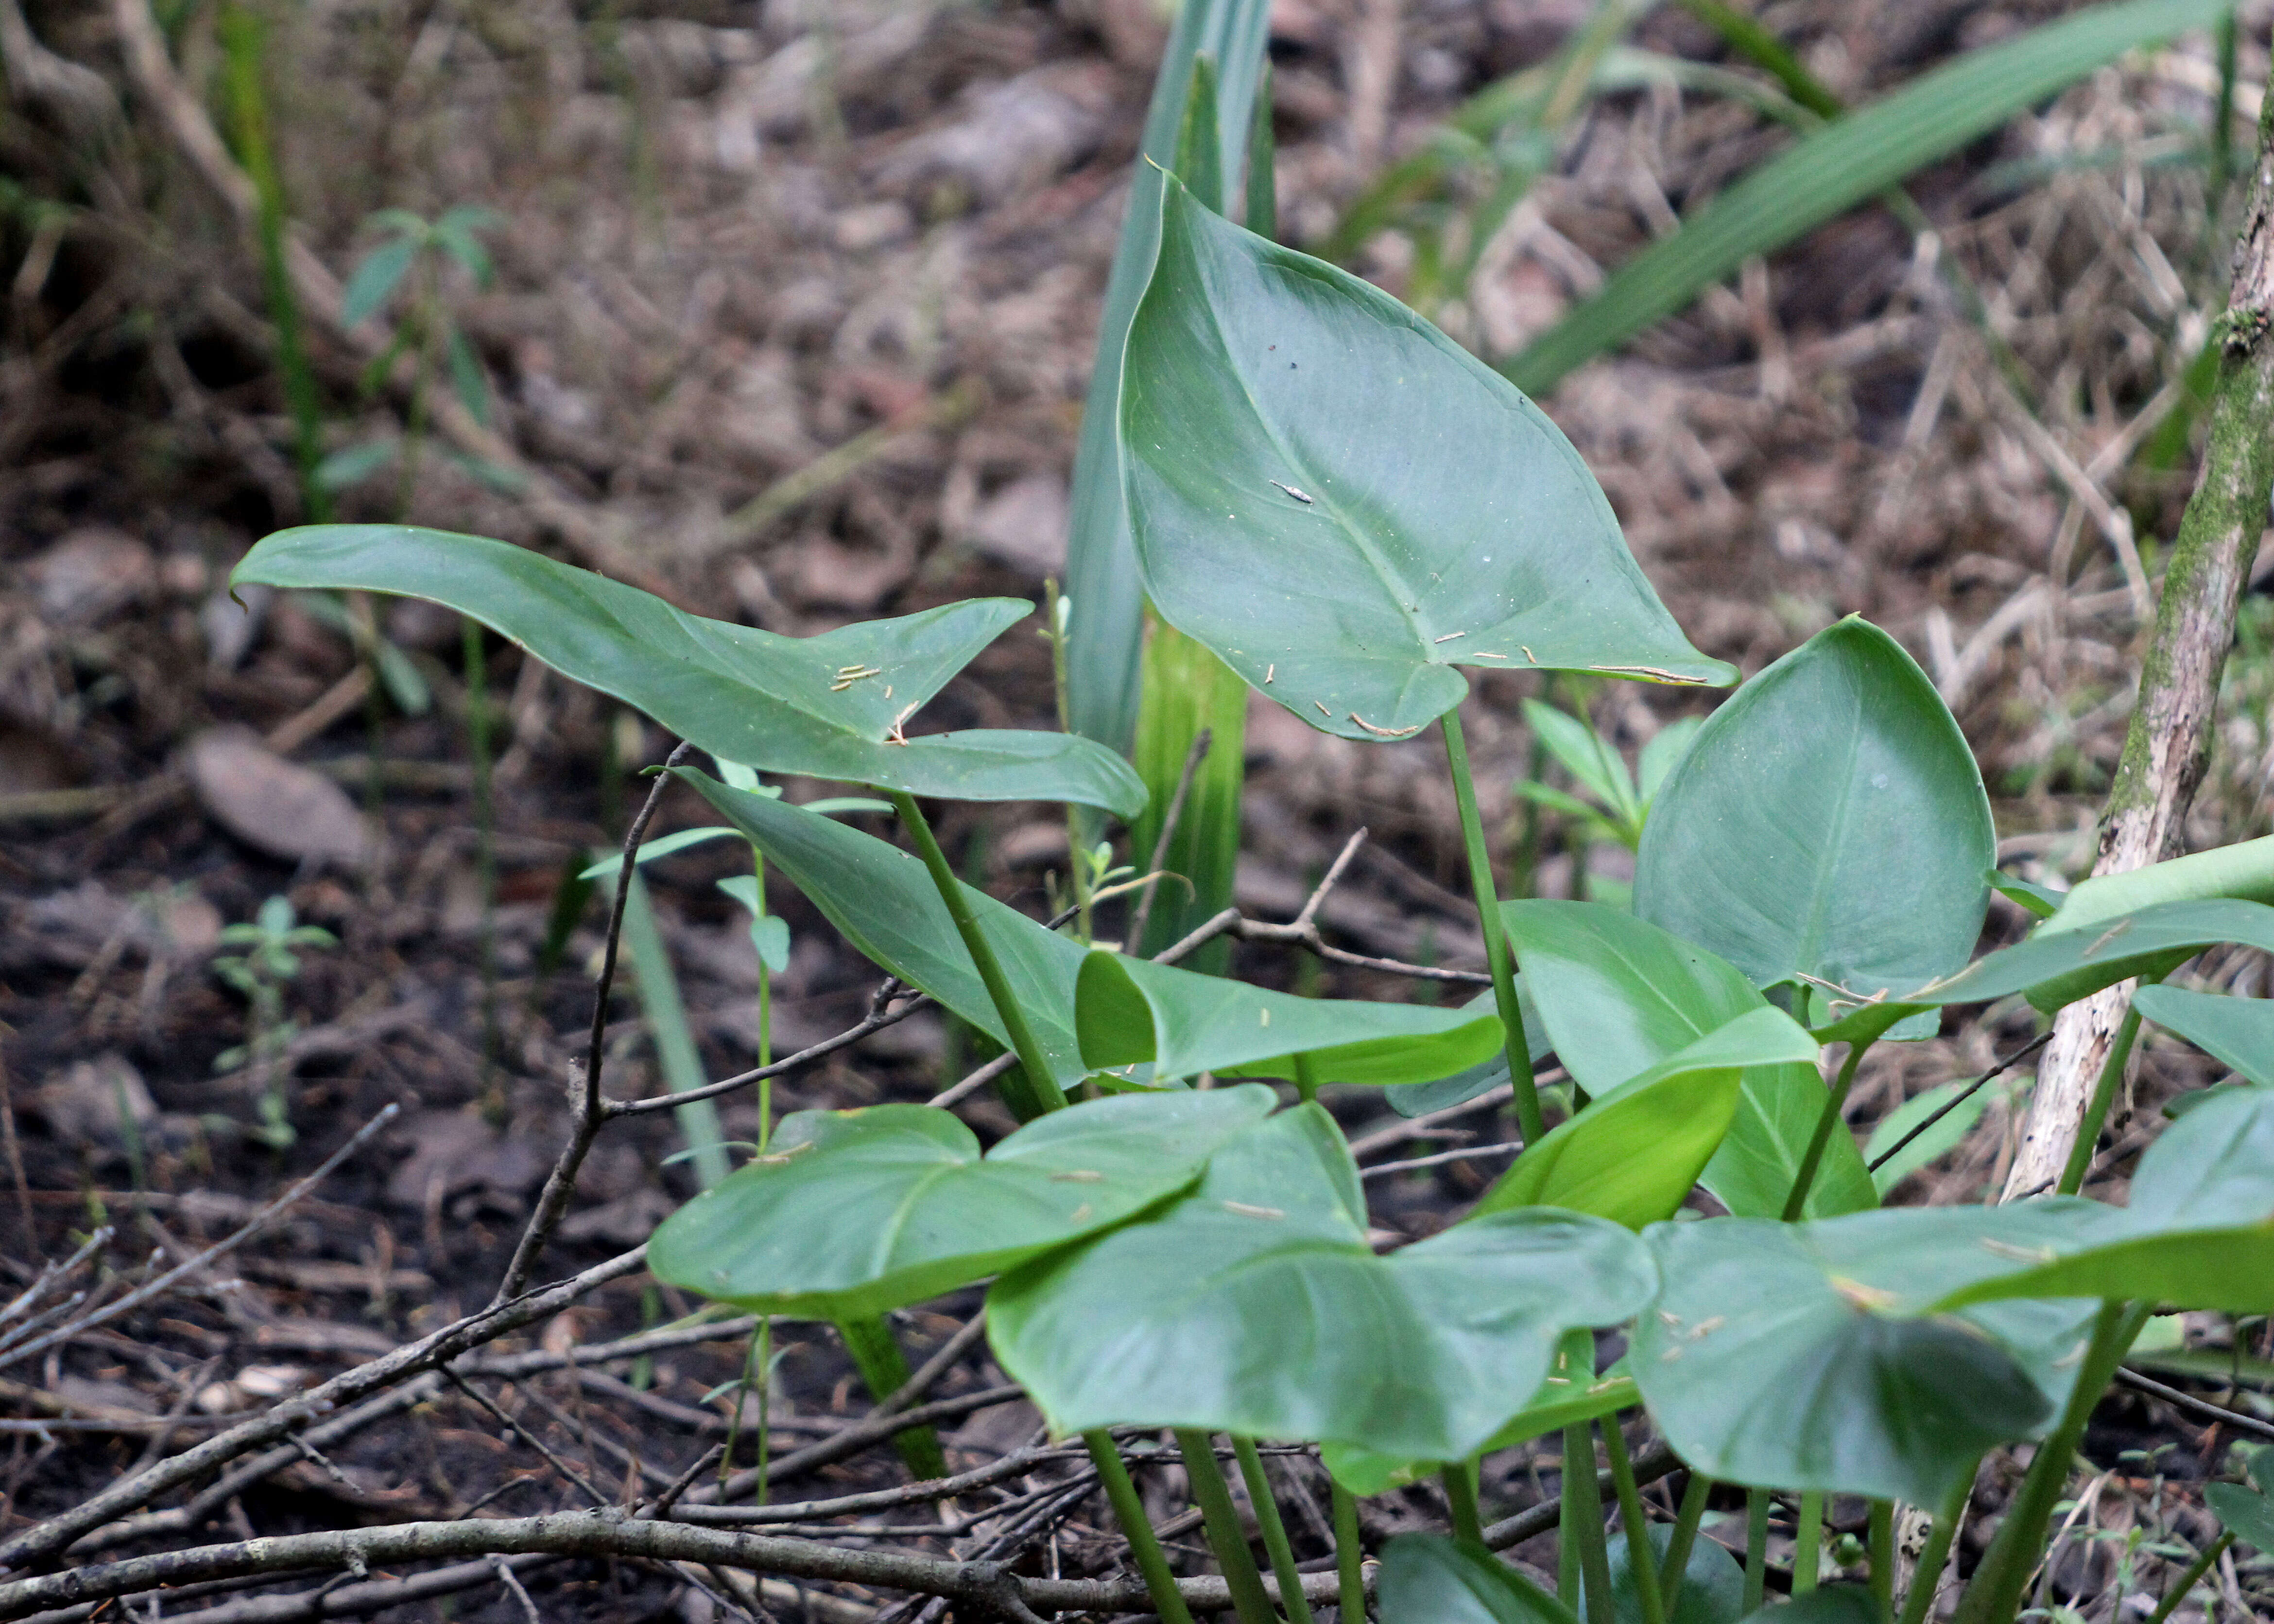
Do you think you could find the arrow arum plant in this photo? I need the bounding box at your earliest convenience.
[231,145,2274,1624]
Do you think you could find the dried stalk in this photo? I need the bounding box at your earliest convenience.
[2005,93,2274,1200]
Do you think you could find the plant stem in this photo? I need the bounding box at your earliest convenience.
[1658,1470,1710,1614]
[1085,1432,1198,1624]
[1177,1430,1282,1624]
[1791,1490,1824,1597]
[1741,1490,1771,1616]
[1867,1501,1894,1622]
[1951,1301,2147,1624]
[1441,710,1544,1144]
[886,790,1066,1121]
[1042,579,1094,945]
[1443,1460,1483,1545]
[2056,994,2150,1196]
[1894,1468,1976,1624]
[1783,1039,1870,1221]
[1293,1052,1321,1106]
[1565,1423,1614,1624]
[1603,1422,1665,1624]
[465,617,498,1109]
[1235,1438,1314,1624]
[834,1316,948,1482]
[1333,1478,1367,1623]
[2143,1530,2234,1624]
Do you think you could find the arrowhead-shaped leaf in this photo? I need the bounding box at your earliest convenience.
[1323,1361,1637,1496]
[1120,178,1732,745]
[988,1104,1656,1461]
[1474,1006,1820,1229]
[647,1088,1275,1318]
[1635,618,1993,1020]
[1076,949,1504,1087]
[673,769,1091,1090]
[2208,1481,2274,1554]
[1599,1525,1747,1624]
[2133,985,2274,1086]
[232,525,1146,815]
[1505,902,1874,1219]
[1377,1536,1582,1624]
[1631,1216,2069,1504]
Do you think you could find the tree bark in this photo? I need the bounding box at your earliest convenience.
[2002,93,2274,1201]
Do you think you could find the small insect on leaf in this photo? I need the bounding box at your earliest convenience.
[1221,1201,1287,1220]
[1268,479,1313,504]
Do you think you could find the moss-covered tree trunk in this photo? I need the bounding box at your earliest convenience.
[2003,96,2274,1201]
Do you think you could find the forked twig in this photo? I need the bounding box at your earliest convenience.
[1126,727,1213,954]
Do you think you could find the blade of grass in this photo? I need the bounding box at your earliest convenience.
[1506,0,2235,395]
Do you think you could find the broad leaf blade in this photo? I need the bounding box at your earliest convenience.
[989,1105,1656,1461]
[648,1089,1275,1319]
[1505,902,1874,1218]
[1632,1217,2061,1504]
[1077,950,1505,1087]
[1505,0,2235,393]
[1474,1006,1819,1229]
[1120,178,1732,746]
[233,526,1145,815]
[674,770,1092,1090]
[1600,1525,1747,1624]
[1636,618,1993,1015]
[1322,1363,1637,1495]
[1377,1536,1582,1624]
[2207,1482,2274,1554]
[2132,985,2274,1085]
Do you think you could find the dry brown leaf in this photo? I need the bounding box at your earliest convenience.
[187,727,369,869]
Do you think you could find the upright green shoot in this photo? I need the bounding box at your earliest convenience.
[1442,710,1545,1144]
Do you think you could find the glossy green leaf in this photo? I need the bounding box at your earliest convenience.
[1631,1216,2068,1504]
[1077,949,1504,1087]
[1812,900,2274,1046]
[1119,178,1732,747]
[1321,1363,1637,1495]
[1505,0,2234,393]
[232,526,1146,816]
[989,1105,1656,1460]
[1389,984,1549,1117]
[2133,985,2274,1085]
[1475,1006,1818,1229]
[1377,1536,1583,1624]
[1637,716,1702,807]
[1505,902,1875,1219]
[1064,0,1273,753]
[1635,618,1993,1018]
[672,770,1092,1090]
[1600,1525,1746,1624]
[2208,1481,2274,1554]
[1987,869,2064,920]
[649,1088,1275,1319]
[580,799,888,882]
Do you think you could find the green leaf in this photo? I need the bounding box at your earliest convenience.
[1321,1362,1637,1494]
[1601,1524,1747,1624]
[1635,618,1994,1021]
[1811,899,2274,1046]
[1063,0,1273,752]
[1733,1590,1881,1624]
[1388,982,1550,1117]
[2208,1481,2274,1554]
[373,637,431,717]
[341,235,416,326]
[232,526,1146,815]
[1119,177,1733,747]
[673,771,1093,1091]
[431,205,502,287]
[1377,1536,1583,1624]
[1631,1216,2066,1504]
[1864,1077,1998,1195]
[581,800,890,881]
[649,1088,1275,1319]
[1504,901,1875,1219]
[1076,949,1504,1087]
[2038,832,2274,937]
[2135,984,2274,1084]
[446,325,490,427]
[1474,1006,1819,1229]
[1987,869,2065,920]
[1524,699,1640,828]
[989,1105,1656,1461]
[1505,0,2236,393]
